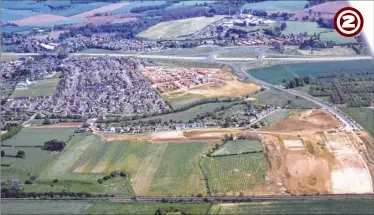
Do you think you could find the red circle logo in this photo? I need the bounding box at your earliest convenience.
[334,7,364,37]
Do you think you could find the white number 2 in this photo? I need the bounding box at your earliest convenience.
[342,15,355,28]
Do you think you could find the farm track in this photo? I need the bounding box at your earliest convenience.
[132,144,168,195]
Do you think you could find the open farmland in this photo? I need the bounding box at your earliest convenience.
[111,1,167,14]
[340,108,374,137]
[10,75,61,98]
[253,89,318,108]
[249,60,374,85]
[166,1,216,10]
[31,134,150,194]
[1,127,75,147]
[201,153,270,196]
[262,109,290,124]
[211,139,263,156]
[208,199,374,215]
[320,31,357,45]
[1,201,211,215]
[10,14,77,26]
[134,142,209,196]
[281,21,331,36]
[71,2,130,18]
[241,0,307,11]
[138,16,225,39]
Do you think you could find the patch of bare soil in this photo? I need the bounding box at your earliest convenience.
[11,14,71,26]
[267,109,342,133]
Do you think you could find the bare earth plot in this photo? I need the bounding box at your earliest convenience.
[240,109,373,195]
[138,16,225,39]
[10,14,71,26]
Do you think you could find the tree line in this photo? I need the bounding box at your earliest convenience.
[1,124,22,142]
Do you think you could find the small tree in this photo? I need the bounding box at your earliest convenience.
[1,150,4,157]
[43,118,52,125]
[16,150,25,158]
[24,179,33,185]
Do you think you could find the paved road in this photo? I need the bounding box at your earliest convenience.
[229,64,357,130]
[3,194,374,203]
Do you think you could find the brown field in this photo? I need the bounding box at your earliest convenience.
[142,66,260,102]
[98,128,244,143]
[71,2,130,18]
[240,109,373,194]
[10,14,71,26]
[292,1,349,20]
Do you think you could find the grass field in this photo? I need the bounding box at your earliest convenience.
[201,153,269,196]
[31,134,149,194]
[281,45,357,56]
[217,51,258,58]
[249,60,374,85]
[146,47,217,56]
[208,199,374,214]
[320,31,357,45]
[112,1,167,14]
[11,76,61,98]
[166,1,215,10]
[281,21,331,36]
[138,16,225,39]
[136,142,209,196]
[340,108,374,137]
[263,109,290,124]
[212,139,263,156]
[241,0,307,11]
[253,89,318,108]
[1,127,75,147]
[1,201,211,215]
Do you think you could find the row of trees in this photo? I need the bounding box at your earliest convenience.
[43,139,66,151]
[1,124,22,141]
[283,76,312,89]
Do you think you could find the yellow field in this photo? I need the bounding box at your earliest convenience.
[138,16,225,39]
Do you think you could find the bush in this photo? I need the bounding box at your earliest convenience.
[16,150,25,158]
[120,171,127,177]
[97,178,103,184]
[103,176,109,181]
[53,179,58,183]
[24,180,33,185]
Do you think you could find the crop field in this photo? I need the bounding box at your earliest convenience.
[138,16,225,40]
[133,142,208,196]
[212,139,263,156]
[249,60,374,85]
[146,47,217,56]
[253,89,318,108]
[201,153,269,196]
[320,31,357,45]
[1,8,39,22]
[112,1,167,14]
[241,0,307,11]
[1,201,211,215]
[208,199,374,215]
[28,134,150,194]
[1,200,91,215]
[10,77,61,98]
[1,147,56,181]
[2,127,75,147]
[281,21,331,36]
[340,108,374,137]
[166,1,216,10]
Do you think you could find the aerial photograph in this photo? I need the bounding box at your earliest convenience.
[1,0,374,214]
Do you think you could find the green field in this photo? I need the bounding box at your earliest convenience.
[208,199,374,214]
[340,108,374,137]
[10,75,61,98]
[145,142,210,196]
[1,127,76,147]
[212,139,262,156]
[138,16,225,39]
[201,153,269,195]
[1,201,211,215]
[217,51,258,58]
[146,47,217,56]
[241,0,307,11]
[249,60,374,85]
[263,109,290,124]
[281,21,331,36]
[32,134,149,194]
[253,89,318,108]
[320,31,357,45]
